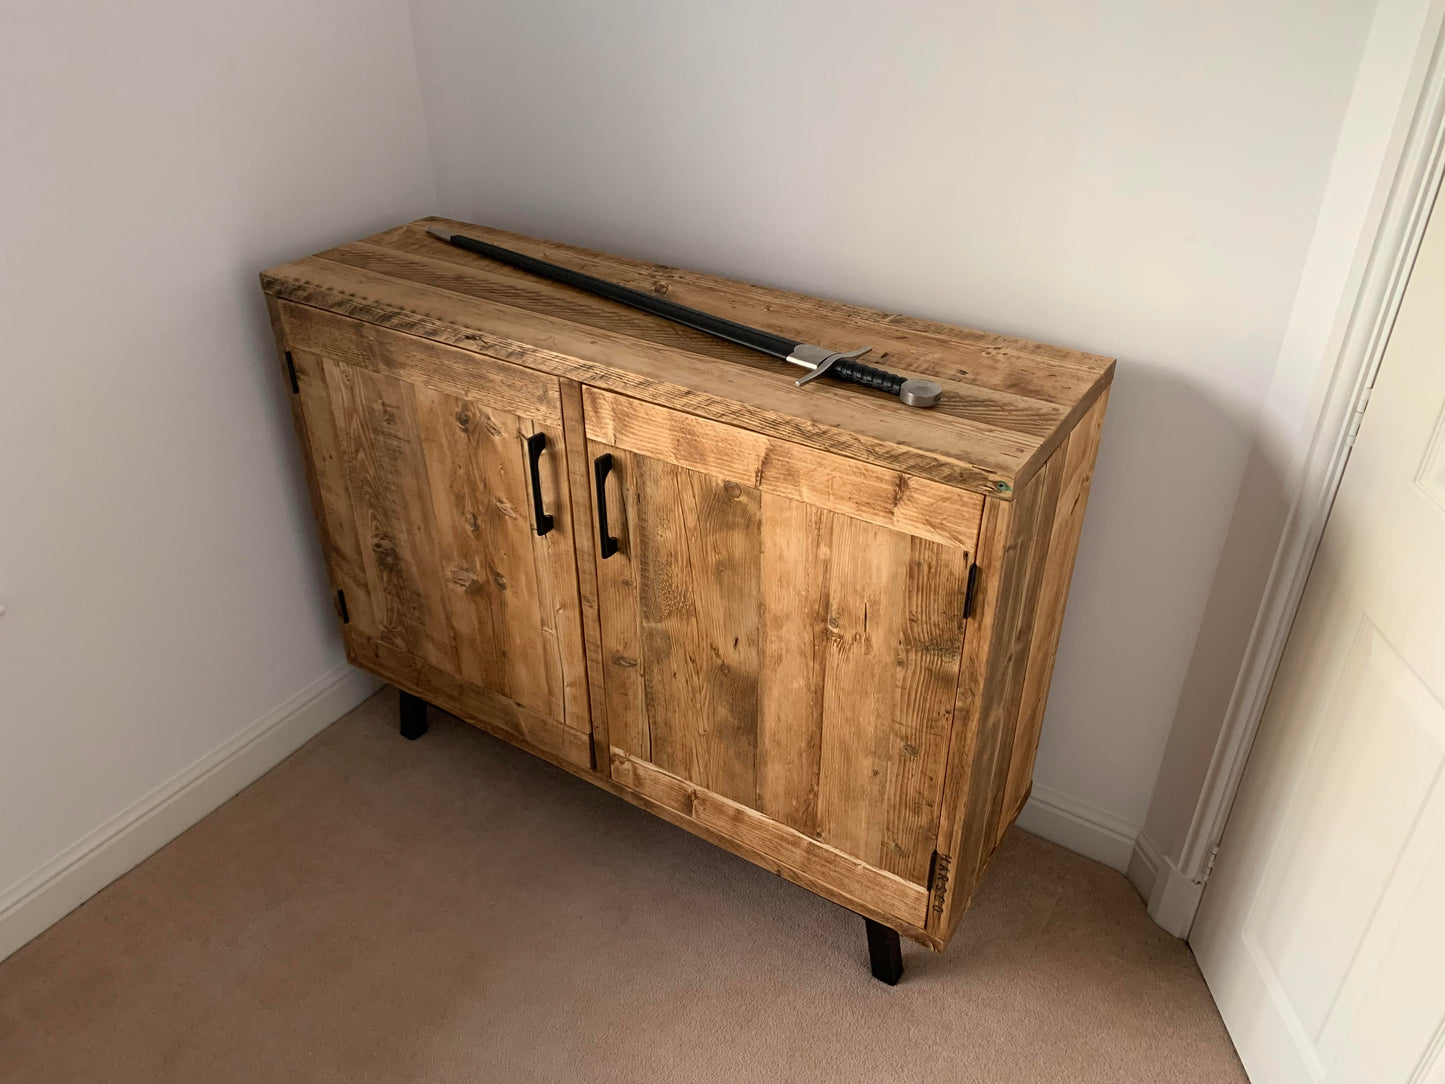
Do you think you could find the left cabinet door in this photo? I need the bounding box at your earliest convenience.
[273,300,592,769]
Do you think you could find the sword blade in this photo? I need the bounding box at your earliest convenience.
[426,226,942,408]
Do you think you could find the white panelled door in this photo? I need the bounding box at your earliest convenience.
[1191,196,1445,1082]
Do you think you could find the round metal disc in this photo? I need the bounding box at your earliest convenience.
[898,378,943,408]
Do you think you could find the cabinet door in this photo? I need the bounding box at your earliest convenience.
[276,302,591,768]
[583,388,985,925]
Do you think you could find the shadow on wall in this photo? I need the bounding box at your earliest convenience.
[1135,432,1291,865]
[1035,360,1286,860]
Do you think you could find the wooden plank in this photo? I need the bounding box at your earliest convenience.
[284,347,376,640]
[583,386,986,548]
[608,747,695,815]
[950,477,1052,901]
[323,237,1078,439]
[411,384,509,693]
[977,449,1066,850]
[878,533,974,883]
[928,497,1015,932]
[633,456,762,807]
[278,300,561,424]
[263,258,1040,497]
[756,493,831,837]
[364,220,1112,402]
[589,444,651,760]
[325,361,458,672]
[522,415,592,737]
[609,751,930,928]
[693,788,929,930]
[351,636,591,770]
[601,751,940,948]
[815,516,911,870]
[467,402,557,720]
[1000,390,1110,829]
[560,380,609,770]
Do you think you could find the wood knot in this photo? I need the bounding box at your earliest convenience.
[723,480,742,499]
[612,654,638,669]
[651,281,669,295]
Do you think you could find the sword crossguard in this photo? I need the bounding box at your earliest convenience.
[788,344,942,408]
[791,345,873,388]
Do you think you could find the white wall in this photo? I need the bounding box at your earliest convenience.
[405,0,1379,855]
[0,0,435,943]
[0,0,1391,959]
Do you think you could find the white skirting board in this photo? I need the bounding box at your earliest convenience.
[1,673,1167,961]
[1015,783,1140,874]
[0,664,383,965]
[1126,831,1205,938]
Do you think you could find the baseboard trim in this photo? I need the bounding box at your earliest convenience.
[1016,784,1138,872]
[1127,829,1162,904]
[0,663,383,964]
[1127,831,1205,938]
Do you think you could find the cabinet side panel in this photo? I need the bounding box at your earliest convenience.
[999,390,1110,829]
[930,391,1110,943]
[928,490,1041,939]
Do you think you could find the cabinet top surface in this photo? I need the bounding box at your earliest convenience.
[261,217,1113,497]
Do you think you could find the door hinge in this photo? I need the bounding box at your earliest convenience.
[335,588,350,624]
[1345,385,1372,447]
[1201,843,1221,883]
[284,350,299,394]
[962,564,980,620]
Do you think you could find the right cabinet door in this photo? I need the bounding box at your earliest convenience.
[583,388,985,925]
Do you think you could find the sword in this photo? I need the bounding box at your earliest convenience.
[426,227,943,409]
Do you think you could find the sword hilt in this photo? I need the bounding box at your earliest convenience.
[831,358,906,395]
[792,344,942,408]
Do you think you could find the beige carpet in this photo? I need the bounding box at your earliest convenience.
[0,689,1245,1083]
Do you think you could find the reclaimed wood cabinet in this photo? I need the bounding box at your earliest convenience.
[261,218,1113,981]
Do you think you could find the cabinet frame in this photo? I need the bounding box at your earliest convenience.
[262,218,1114,953]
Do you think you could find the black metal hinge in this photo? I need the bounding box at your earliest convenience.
[284,350,299,393]
[962,563,980,620]
[335,588,350,624]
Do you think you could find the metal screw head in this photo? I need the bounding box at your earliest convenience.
[899,378,943,408]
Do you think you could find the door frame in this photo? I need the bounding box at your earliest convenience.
[1152,0,1445,938]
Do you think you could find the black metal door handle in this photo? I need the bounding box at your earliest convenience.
[526,433,554,536]
[594,453,618,559]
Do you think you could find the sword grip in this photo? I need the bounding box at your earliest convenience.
[829,358,906,396]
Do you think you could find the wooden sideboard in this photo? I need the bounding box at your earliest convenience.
[260,217,1113,983]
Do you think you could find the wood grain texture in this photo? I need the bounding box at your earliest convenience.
[589,443,651,763]
[1000,390,1110,829]
[927,389,1109,941]
[633,454,762,806]
[592,432,976,894]
[756,494,831,836]
[262,218,1116,497]
[559,379,610,772]
[352,636,592,770]
[280,311,591,742]
[263,226,1115,952]
[609,751,930,928]
[280,300,560,423]
[583,387,985,549]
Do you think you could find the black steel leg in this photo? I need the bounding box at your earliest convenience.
[864,918,903,985]
[399,690,428,740]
